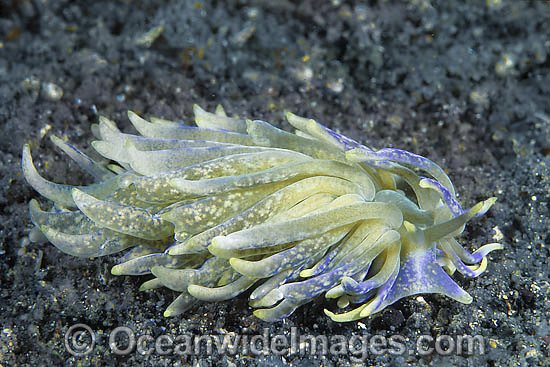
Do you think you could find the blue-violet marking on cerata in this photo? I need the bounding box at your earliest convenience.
[22,104,503,322]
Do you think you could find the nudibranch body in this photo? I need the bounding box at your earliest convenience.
[22,104,502,322]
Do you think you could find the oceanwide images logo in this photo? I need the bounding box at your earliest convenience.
[64,324,485,361]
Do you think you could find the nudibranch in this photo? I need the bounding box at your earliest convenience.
[22,104,502,322]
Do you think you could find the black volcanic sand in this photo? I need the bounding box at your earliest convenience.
[1,1,549,366]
